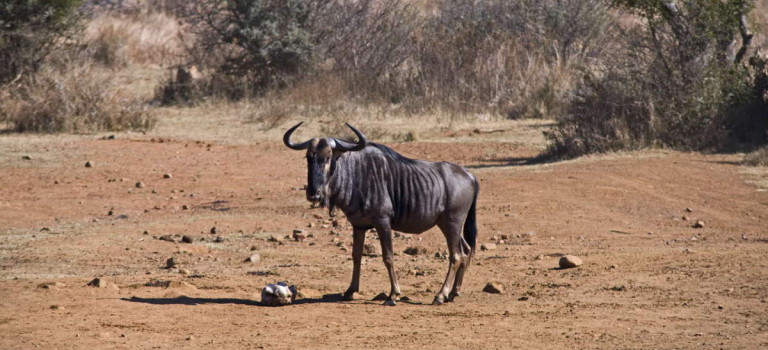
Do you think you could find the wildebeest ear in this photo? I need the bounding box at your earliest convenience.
[283,122,312,150]
[331,123,367,152]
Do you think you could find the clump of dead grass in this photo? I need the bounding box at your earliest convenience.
[744,146,768,166]
[84,11,186,67]
[0,56,155,133]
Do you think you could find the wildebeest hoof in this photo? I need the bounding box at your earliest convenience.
[432,297,445,305]
[383,299,397,306]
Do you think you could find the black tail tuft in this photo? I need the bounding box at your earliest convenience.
[463,179,479,253]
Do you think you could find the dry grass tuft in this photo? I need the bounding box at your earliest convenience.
[0,57,155,133]
[84,12,186,67]
[744,146,768,167]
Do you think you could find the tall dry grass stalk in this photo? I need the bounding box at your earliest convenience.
[84,11,187,67]
[0,56,155,133]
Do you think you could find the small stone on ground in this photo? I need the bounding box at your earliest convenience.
[559,255,583,268]
[483,282,504,294]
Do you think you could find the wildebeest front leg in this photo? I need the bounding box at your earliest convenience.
[375,221,400,306]
[343,228,367,301]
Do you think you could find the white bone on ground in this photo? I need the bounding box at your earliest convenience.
[261,282,298,305]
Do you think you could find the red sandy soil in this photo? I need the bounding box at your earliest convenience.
[0,136,766,349]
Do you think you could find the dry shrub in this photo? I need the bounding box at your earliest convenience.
[83,11,187,67]
[0,56,155,133]
[246,75,361,130]
[545,0,767,159]
[745,146,768,166]
[306,0,612,118]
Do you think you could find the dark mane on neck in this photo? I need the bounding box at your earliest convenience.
[368,142,417,164]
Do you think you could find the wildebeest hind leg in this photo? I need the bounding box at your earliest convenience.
[343,228,367,301]
[448,239,472,302]
[375,221,400,306]
[434,222,465,305]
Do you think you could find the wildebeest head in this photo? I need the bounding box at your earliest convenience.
[283,122,367,206]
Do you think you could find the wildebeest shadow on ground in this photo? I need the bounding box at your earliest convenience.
[123,293,426,306]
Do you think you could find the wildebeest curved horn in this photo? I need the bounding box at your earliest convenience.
[283,122,312,150]
[332,123,368,151]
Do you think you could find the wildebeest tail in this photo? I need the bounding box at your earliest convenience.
[463,179,479,253]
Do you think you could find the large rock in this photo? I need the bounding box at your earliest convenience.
[559,255,583,268]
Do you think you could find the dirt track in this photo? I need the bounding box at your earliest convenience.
[1,135,767,349]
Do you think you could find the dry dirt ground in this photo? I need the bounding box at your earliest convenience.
[0,121,767,349]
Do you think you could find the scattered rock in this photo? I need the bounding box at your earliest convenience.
[261,282,297,306]
[403,246,427,256]
[692,220,705,229]
[685,207,694,212]
[210,227,217,234]
[84,161,93,168]
[166,257,178,269]
[292,229,307,242]
[50,305,64,310]
[682,215,689,221]
[179,269,191,275]
[480,243,497,251]
[163,173,172,179]
[186,335,194,341]
[181,235,194,244]
[135,181,145,188]
[182,204,190,210]
[313,213,324,220]
[307,222,315,228]
[158,235,176,242]
[268,235,282,243]
[331,219,340,227]
[213,236,225,243]
[21,155,32,160]
[559,255,583,269]
[37,282,66,289]
[483,282,504,294]
[87,278,108,288]
[517,296,529,301]
[363,243,379,257]
[245,253,260,263]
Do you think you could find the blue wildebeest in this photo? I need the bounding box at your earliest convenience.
[283,122,479,306]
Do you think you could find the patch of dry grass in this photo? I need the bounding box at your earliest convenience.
[0,58,155,133]
[84,11,187,67]
[744,146,768,166]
